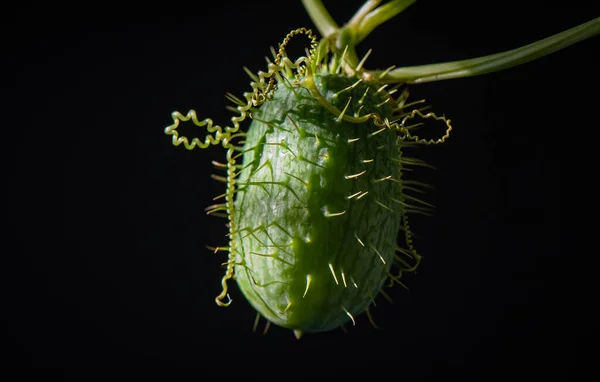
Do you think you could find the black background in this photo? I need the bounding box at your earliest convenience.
[4,0,597,378]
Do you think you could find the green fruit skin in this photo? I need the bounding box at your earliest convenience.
[233,73,401,332]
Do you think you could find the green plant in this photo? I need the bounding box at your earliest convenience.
[164,0,599,338]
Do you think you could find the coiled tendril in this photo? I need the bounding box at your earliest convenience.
[164,27,452,307]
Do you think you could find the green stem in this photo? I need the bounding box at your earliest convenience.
[300,0,340,39]
[353,0,415,44]
[338,0,415,70]
[301,0,361,69]
[374,16,600,84]
[346,0,382,28]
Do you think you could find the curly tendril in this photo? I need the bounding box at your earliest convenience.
[164,27,452,307]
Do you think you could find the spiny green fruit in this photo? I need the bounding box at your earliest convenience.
[233,73,401,333]
[165,28,451,337]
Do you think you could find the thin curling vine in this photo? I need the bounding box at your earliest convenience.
[164,0,599,338]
